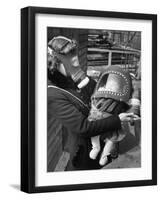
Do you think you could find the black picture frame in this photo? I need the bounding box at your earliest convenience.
[21,6,157,193]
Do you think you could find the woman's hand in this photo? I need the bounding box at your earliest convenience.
[118,112,139,122]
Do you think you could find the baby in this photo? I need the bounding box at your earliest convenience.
[88,66,140,166]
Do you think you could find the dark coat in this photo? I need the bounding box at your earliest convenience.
[48,73,121,170]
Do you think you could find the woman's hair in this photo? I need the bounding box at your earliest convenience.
[47,47,77,89]
[48,36,77,55]
[47,36,78,89]
[47,48,60,77]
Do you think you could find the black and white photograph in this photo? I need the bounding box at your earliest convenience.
[20,7,157,193]
[47,27,141,172]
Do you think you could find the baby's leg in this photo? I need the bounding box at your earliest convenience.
[89,135,101,160]
[99,139,114,166]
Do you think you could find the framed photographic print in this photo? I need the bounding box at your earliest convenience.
[21,6,157,193]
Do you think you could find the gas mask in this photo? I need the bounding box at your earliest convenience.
[93,65,132,104]
[48,36,89,88]
[89,66,132,141]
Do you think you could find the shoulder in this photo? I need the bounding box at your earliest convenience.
[48,85,68,101]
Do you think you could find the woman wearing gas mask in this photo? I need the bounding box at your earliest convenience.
[47,36,137,171]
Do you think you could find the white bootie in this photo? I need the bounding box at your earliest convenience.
[99,154,110,166]
[89,135,101,160]
[99,139,114,166]
[89,146,101,160]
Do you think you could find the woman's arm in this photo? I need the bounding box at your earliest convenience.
[48,94,121,139]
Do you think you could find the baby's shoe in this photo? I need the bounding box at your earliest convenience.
[89,146,100,160]
[99,154,110,166]
[99,139,113,166]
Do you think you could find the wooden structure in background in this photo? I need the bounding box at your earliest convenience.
[87,30,141,79]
